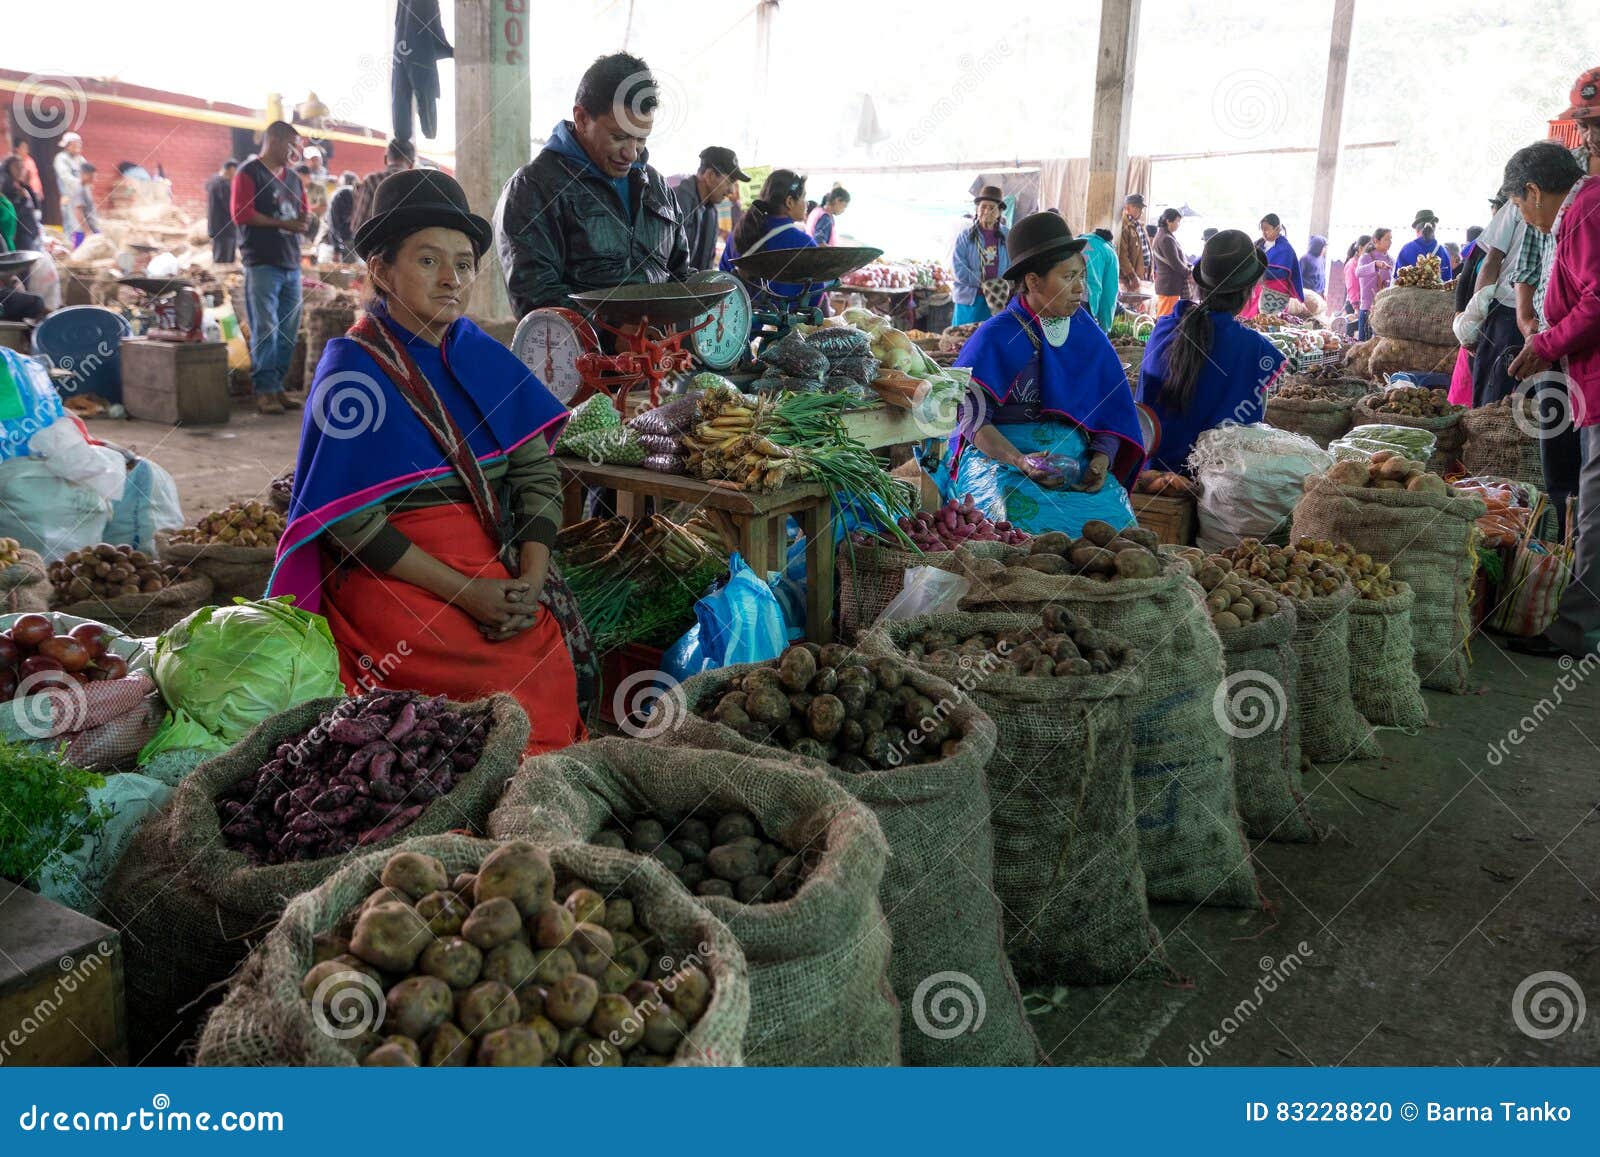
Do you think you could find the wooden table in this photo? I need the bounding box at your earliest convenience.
[556,458,838,644]
[0,885,126,1065]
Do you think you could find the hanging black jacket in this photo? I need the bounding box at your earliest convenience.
[493,126,691,319]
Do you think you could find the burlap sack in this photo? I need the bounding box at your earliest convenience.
[1292,474,1486,692]
[0,549,50,612]
[196,833,748,1066]
[1287,585,1379,763]
[156,533,275,604]
[1265,395,1356,449]
[860,614,1165,984]
[1215,597,1317,842]
[1353,395,1465,475]
[54,574,214,638]
[657,660,1042,1066]
[1369,285,1457,347]
[104,693,528,1062]
[1461,399,1545,490]
[305,302,357,377]
[1347,583,1427,729]
[959,549,1259,907]
[1367,338,1458,381]
[837,541,956,641]
[1344,338,1377,379]
[488,737,902,1067]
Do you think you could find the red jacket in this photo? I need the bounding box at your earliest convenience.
[1531,177,1600,427]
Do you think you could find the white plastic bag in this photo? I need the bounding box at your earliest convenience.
[873,565,971,627]
[0,454,114,560]
[28,417,127,503]
[104,457,186,553]
[1453,286,1495,346]
[1190,423,1333,552]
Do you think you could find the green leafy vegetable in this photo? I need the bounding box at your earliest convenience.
[0,738,107,887]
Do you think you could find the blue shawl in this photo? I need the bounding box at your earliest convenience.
[1261,235,1304,299]
[954,295,1146,487]
[268,309,569,613]
[1396,236,1453,281]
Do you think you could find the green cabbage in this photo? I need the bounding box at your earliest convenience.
[141,596,345,759]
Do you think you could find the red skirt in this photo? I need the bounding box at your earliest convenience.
[321,503,584,755]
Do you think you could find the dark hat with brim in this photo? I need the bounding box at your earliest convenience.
[700,146,750,182]
[352,169,493,261]
[1002,211,1087,279]
[1125,193,1147,208]
[974,184,1005,206]
[1192,228,1267,295]
[1411,208,1439,228]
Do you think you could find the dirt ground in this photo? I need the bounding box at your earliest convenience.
[115,396,1599,1067]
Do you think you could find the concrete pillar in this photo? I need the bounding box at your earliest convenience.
[1085,0,1140,231]
[1309,0,1357,242]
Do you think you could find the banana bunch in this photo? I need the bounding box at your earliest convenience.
[1395,254,1443,288]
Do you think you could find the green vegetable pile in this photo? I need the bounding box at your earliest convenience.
[555,516,728,652]
[0,737,107,888]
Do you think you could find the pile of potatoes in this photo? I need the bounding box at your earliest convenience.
[304,843,712,1067]
[700,643,954,771]
[170,501,286,550]
[48,544,183,602]
[1275,379,1358,403]
[960,520,1164,586]
[1363,385,1461,420]
[1207,539,1351,603]
[1325,452,1452,497]
[1290,537,1400,600]
[898,604,1136,678]
[1174,548,1283,631]
[0,536,22,568]
[593,811,816,905]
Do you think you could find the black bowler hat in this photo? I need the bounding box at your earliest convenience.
[1192,228,1268,294]
[1411,208,1439,228]
[1001,211,1087,279]
[351,169,493,261]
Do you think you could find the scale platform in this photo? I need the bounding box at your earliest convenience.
[733,245,882,288]
[0,250,42,278]
[115,276,197,296]
[567,281,734,325]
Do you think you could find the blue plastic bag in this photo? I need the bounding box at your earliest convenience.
[694,552,790,669]
[768,536,808,640]
[662,623,716,683]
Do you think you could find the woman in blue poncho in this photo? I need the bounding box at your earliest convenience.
[1136,230,1288,474]
[1394,208,1454,281]
[946,211,1146,536]
[720,169,822,308]
[1241,212,1303,319]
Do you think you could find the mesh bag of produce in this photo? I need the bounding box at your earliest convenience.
[759,330,828,381]
[1213,595,1317,842]
[1368,285,1457,347]
[1353,394,1465,476]
[636,433,683,457]
[1329,423,1439,463]
[1461,396,1545,491]
[104,693,528,1062]
[626,390,703,437]
[1366,337,1458,381]
[155,533,275,604]
[958,549,1260,908]
[1345,582,1427,729]
[197,834,748,1066]
[489,737,897,1067]
[859,613,1167,983]
[824,354,880,387]
[1293,474,1485,692]
[1284,584,1379,763]
[0,548,50,613]
[1190,424,1332,552]
[655,657,1042,1066]
[54,573,214,638]
[803,326,873,358]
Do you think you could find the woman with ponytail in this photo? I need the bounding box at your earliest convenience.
[1396,208,1454,280]
[1241,212,1303,319]
[719,168,821,306]
[1135,229,1288,474]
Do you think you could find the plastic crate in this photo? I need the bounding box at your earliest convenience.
[599,642,669,729]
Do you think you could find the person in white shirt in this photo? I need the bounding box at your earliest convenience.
[51,131,83,235]
[1469,194,1528,405]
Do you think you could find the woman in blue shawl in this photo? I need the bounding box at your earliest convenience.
[1242,212,1303,318]
[947,211,1146,535]
[1136,230,1288,474]
[268,170,585,753]
[1395,208,1454,281]
[720,169,822,308]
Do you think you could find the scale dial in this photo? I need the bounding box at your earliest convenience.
[174,289,202,334]
[511,307,600,405]
[684,270,751,370]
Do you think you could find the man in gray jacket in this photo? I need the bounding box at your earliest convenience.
[672,146,747,270]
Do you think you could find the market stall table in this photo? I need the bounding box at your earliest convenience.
[556,458,837,643]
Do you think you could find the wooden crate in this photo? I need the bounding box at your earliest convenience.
[120,338,231,425]
[1132,490,1196,546]
[0,886,126,1065]
[0,321,30,353]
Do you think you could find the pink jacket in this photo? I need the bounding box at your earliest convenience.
[1531,177,1600,428]
[1354,250,1393,310]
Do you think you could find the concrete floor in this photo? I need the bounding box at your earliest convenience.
[108,398,1600,1067]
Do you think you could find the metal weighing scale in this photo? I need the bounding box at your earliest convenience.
[510,277,740,412]
[115,275,204,343]
[733,245,882,354]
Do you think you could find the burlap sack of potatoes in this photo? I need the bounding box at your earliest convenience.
[105,693,528,1063]
[0,548,51,612]
[1265,395,1357,449]
[1367,337,1458,380]
[860,613,1167,985]
[958,547,1261,908]
[156,531,275,605]
[1352,394,1465,475]
[489,736,902,1067]
[658,659,1043,1066]
[1284,584,1379,763]
[837,539,957,642]
[1346,582,1427,729]
[1214,595,1318,842]
[197,834,748,1066]
[1369,285,1457,347]
[54,574,214,638]
[1343,338,1378,379]
[1461,399,1545,491]
[1292,474,1486,693]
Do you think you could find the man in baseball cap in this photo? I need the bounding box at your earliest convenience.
[1559,66,1600,173]
[673,145,748,269]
